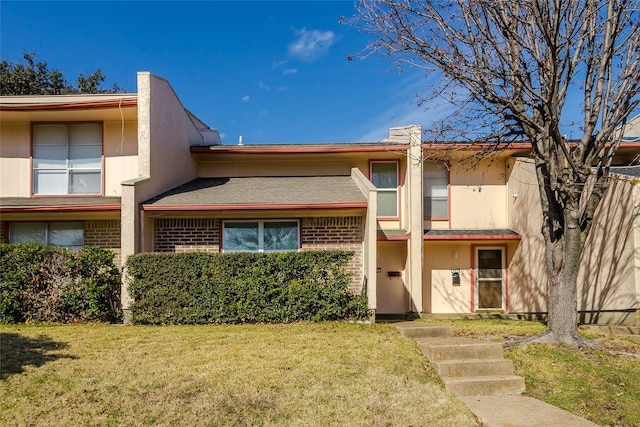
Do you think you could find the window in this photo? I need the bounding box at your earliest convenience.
[33,123,102,195]
[371,161,398,218]
[9,222,84,250]
[222,220,299,252]
[424,162,449,219]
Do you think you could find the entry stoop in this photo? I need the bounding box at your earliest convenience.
[416,336,525,396]
[394,322,525,396]
[394,321,454,339]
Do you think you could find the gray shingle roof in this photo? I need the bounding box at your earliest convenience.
[424,229,521,240]
[0,197,121,211]
[611,166,640,178]
[142,176,367,209]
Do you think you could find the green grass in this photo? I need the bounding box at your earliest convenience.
[0,323,476,427]
[424,318,640,427]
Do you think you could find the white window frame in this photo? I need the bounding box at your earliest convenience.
[423,162,449,219]
[8,221,85,250]
[32,123,103,195]
[222,220,300,253]
[370,161,399,218]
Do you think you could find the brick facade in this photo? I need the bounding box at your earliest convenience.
[301,216,364,294]
[152,216,365,294]
[84,219,122,266]
[154,218,220,253]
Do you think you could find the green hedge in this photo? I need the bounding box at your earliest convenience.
[126,251,370,324]
[0,243,122,323]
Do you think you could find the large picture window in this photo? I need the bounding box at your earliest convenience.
[9,222,84,250]
[222,220,299,252]
[371,161,399,218]
[33,123,102,195]
[424,162,449,219]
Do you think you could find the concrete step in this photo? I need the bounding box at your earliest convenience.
[434,358,515,377]
[444,375,525,396]
[416,337,504,362]
[394,322,453,339]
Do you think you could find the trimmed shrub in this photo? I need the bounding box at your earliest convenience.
[126,250,370,325]
[0,243,122,323]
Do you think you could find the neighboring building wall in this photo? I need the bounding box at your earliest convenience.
[84,220,122,266]
[507,157,640,323]
[154,218,220,253]
[301,216,364,294]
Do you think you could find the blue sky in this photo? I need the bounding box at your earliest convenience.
[1,1,435,144]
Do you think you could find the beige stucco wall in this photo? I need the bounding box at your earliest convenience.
[0,113,139,198]
[121,72,218,311]
[507,157,640,315]
[0,123,30,197]
[103,121,139,196]
[424,242,472,313]
[449,156,508,229]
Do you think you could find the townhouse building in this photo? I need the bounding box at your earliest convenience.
[2,72,639,325]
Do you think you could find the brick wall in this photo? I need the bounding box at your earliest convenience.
[301,216,364,294]
[84,219,122,266]
[151,216,365,294]
[154,218,220,253]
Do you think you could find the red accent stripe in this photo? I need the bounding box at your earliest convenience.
[0,204,121,213]
[1,99,137,111]
[140,202,368,212]
[191,145,411,154]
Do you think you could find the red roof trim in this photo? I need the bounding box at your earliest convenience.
[423,234,522,241]
[191,145,411,154]
[421,141,640,151]
[140,202,368,212]
[422,142,533,151]
[0,204,121,213]
[0,99,137,111]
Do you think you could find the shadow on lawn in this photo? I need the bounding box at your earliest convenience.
[0,333,76,379]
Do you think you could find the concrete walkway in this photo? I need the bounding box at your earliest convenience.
[459,395,598,427]
[394,321,598,427]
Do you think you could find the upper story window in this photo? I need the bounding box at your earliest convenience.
[222,220,300,253]
[33,123,102,195]
[424,162,449,219]
[371,161,399,218]
[9,221,84,250]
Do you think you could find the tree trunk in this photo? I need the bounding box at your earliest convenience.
[534,158,592,346]
[543,211,586,344]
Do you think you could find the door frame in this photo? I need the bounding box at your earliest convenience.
[471,245,508,312]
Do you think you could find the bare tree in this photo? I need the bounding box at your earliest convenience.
[351,0,640,345]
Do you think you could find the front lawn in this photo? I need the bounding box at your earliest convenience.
[0,323,475,426]
[425,318,640,427]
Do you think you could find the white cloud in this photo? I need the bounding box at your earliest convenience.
[242,95,250,103]
[288,28,336,61]
[272,59,289,70]
[283,68,297,75]
[259,81,271,91]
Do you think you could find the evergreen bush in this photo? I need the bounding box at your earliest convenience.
[0,243,122,323]
[126,250,370,324]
